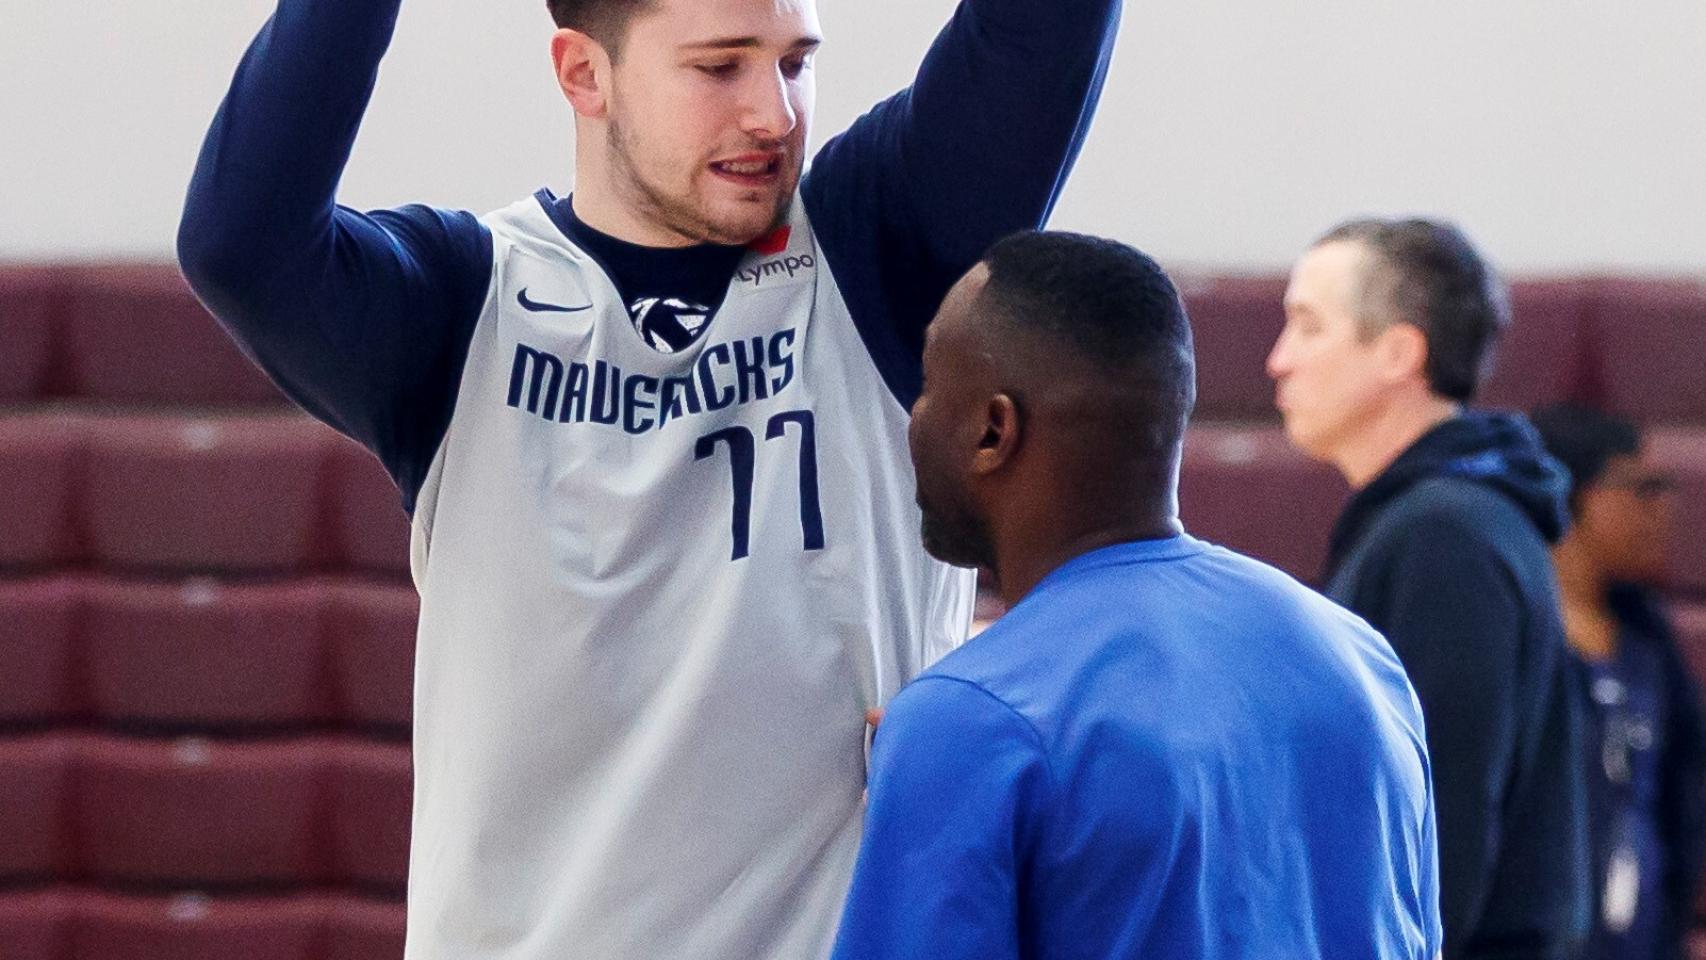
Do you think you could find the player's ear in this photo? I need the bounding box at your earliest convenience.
[971,392,1022,477]
[551,28,610,119]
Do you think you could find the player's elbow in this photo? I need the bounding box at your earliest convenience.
[176,199,270,315]
[178,197,228,283]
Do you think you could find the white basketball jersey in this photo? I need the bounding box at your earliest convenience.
[401,194,975,959]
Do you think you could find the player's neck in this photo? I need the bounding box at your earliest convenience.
[570,139,705,249]
[569,189,702,249]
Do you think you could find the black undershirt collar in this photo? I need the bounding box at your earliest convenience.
[538,189,747,315]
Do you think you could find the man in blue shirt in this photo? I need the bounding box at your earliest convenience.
[834,231,1442,960]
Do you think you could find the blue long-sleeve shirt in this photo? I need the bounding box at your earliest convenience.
[177,0,1119,510]
[834,536,1442,960]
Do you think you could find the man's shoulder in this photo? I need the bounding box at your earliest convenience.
[912,634,1029,717]
[907,602,1067,728]
[882,671,1050,778]
[1336,476,1563,624]
[1365,477,1542,554]
[480,190,578,255]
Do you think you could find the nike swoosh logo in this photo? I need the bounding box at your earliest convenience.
[517,288,592,313]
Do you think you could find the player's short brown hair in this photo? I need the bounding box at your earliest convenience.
[547,0,657,59]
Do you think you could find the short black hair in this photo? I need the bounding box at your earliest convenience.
[978,230,1196,446]
[546,0,655,57]
[1530,402,1642,511]
[1316,217,1509,403]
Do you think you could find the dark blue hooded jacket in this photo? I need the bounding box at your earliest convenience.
[1326,411,1592,960]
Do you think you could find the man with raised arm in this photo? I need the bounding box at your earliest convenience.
[178,0,1117,956]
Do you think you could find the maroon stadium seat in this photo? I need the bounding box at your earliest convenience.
[1176,274,1287,422]
[328,435,412,576]
[82,578,331,731]
[81,413,331,574]
[1479,279,1594,413]
[324,896,407,960]
[0,735,73,882]
[330,741,412,891]
[0,413,83,569]
[1593,278,1706,424]
[72,736,325,887]
[1180,424,1349,584]
[1648,428,1706,596]
[1672,602,1706,694]
[0,577,82,726]
[60,264,284,407]
[0,890,404,960]
[326,582,417,731]
[0,266,62,401]
[71,891,321,960]
[0,889,72,960]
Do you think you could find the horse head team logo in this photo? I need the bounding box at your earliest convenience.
[629,296,713,354]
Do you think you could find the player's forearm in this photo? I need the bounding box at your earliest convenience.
[900,0,1121,263]
[178,0,403,289]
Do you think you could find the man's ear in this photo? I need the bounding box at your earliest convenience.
[1377,322,1430,387]
[971,393,1022,477]
[551,29,609,119]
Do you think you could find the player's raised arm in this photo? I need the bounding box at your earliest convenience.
[882,0,1120,265]
[802,0,1120,404]
[177,0,492,504]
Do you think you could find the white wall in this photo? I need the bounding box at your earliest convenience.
[3,0,1703,271]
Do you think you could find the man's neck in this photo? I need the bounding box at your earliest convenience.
[992,510,1181,608]
[1333,394,1461,490]
[1554,538,1618,659]
[1553,537,1607,610]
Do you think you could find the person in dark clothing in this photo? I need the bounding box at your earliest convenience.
[1533,403,1706,960]
[1267,217,1592,960]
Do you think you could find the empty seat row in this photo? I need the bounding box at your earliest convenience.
[0,411,408,575]
[0,264,283,406]
[0,734,409,891]
[1175,274,1706,423]
[0,889,402,960]
[1179,424,1349,583]
[1180,423,1706,595]
[5,264,1703,422]
[7,411,1703,590]
[0,576,415,733]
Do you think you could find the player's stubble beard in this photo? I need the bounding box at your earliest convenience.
[916,482,996,573]
[607,110,795,246]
